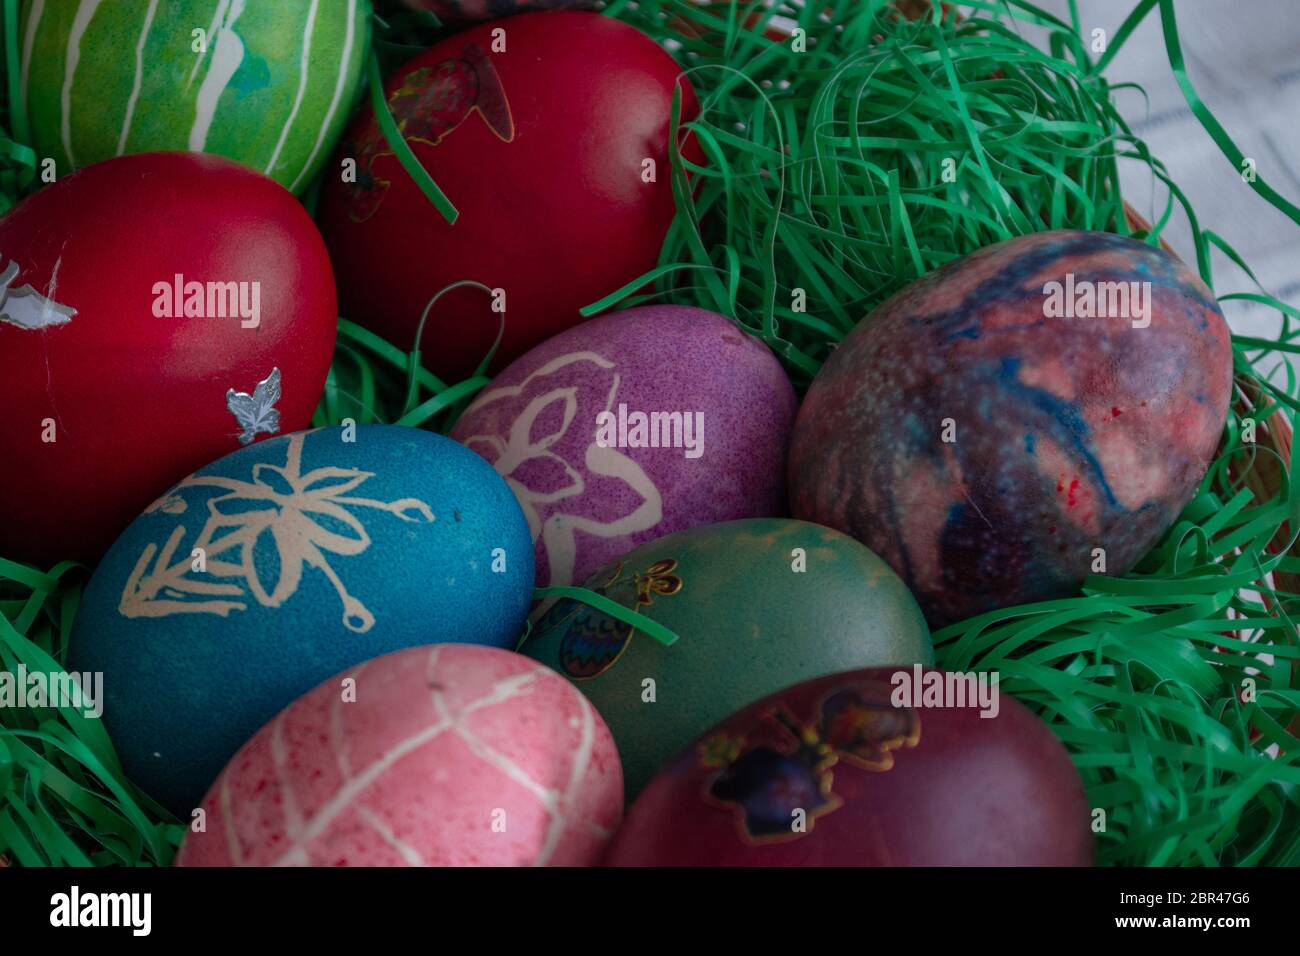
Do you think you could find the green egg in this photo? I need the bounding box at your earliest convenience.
[524,518,933,795]
[21,0,371,193]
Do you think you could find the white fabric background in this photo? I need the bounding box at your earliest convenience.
[1033,0,1300,352]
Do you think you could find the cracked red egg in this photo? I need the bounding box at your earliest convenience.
[174,644,622,867]
[0,152,337,566]
[316,11,699,380]
[789,230,1233,626]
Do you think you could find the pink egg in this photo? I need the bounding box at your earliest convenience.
[175,645,622,866]
[450,305,797,588]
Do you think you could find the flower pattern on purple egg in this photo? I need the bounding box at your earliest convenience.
[457,351,665,588]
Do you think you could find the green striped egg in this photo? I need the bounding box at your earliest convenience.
[20,0,371,193]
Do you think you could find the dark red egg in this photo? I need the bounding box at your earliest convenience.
[316,12,698,380]
[0,152,337,566]
[789,230,1233,626]
[604,666,1095,866]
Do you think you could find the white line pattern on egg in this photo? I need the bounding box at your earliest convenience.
[229,650,606,867]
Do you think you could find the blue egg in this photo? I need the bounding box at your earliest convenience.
[69,424,534,813]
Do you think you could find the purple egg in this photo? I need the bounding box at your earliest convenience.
[451,305,797,588]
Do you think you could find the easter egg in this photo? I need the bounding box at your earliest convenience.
[789,230,1233,627]
[0,152,337,566]
[523,518,932,795]
[20,0,370,193]
[604,666,1094,866]
[316,12,698,380]
[400,1,594,21]
[175,644,622,866]
[68,424,534,813]
[450,305,797,589]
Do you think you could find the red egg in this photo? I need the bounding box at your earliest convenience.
[604,667,1095,866]
[316,12,697,380]
[0,152,337,565]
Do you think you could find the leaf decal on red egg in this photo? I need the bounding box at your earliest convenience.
[226,367,282,445]
[0,256,77,330]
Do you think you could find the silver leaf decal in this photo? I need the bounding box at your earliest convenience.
[226,367,282,445]
[0,258,77,330]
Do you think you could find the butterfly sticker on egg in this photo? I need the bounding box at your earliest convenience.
[318,13,703,379]
[345,42,515,223]
[525,518,933,795]
[605,667,1095,866]
[698,683,922,843]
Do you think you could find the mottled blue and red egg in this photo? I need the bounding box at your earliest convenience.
[789,230,1233,626]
